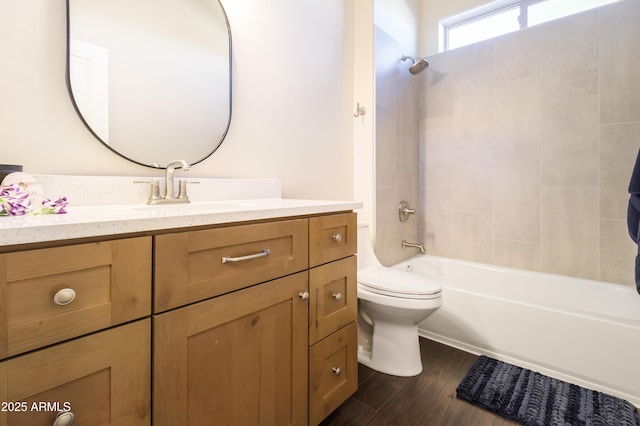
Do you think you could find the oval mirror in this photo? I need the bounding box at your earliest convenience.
[66,0,232,168]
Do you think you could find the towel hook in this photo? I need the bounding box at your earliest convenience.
[353,103,367,118]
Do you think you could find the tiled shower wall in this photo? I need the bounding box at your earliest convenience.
[419,0,640,286]
[375,25,420,266]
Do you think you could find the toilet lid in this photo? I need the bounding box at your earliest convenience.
[358,266,442,299]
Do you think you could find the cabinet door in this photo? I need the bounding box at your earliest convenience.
[153,272,308,426]
[0,319,150,426]
[0,237,151,358]
[309,322,358,426]
[309,256,357,345]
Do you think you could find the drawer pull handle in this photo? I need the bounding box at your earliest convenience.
[332,233,343,242]
[53,288,76,306]
[298,291,310,301]
[332,292,343,301]
[53,410,75,426]
[222,249,270,264]
[332,367,342,376]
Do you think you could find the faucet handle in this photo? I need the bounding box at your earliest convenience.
[177,180,200,201]
[134,179,161,203]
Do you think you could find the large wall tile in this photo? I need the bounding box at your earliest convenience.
[493,26,543,82]
[493,159,540,242]
[396,136,419,203]
[541,96,598,187]
[541,187,599,280]
[494,240,541,272]
[396,60,420,140]
[423,186,453,257]
[599,0,640,31]
[452,84,493,146]
[452,143,493,213]
[599,22,640,124]
[376,187,402,265]
[493,76,542,161]
[541,10,599,102]
[451,44,493,146]
[421,53,454,119]
[453,212,493,263]
[421,116,452,187]
[376,105,396,188]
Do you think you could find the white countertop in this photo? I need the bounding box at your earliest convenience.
[0,198,362,247]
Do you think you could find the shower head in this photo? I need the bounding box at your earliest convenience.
[401,55,429,75]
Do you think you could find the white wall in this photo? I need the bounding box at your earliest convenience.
[0,0,355,200]
[352,0,376,228]
[375,0,420,54]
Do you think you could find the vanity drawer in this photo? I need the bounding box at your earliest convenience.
[309,213,357,267]
[0,318,150,425]
[0,237,151,359]
[154,218,309,312]
[309,256,357,345]
[309,321,358,426]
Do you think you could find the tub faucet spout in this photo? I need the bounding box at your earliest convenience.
[402,240,425,253]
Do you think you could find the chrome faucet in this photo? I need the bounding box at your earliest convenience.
[164,160,191,200]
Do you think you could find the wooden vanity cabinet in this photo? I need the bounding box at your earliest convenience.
[0,210,358,425]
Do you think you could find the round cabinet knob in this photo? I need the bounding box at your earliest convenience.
[332,233,342,243]
[332,292,343,301]
[53,411,75,426]
[298,291,310,301]
[332,367,342,376]
[53,288,76,306]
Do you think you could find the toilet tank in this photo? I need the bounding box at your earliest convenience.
[357,223,381,270]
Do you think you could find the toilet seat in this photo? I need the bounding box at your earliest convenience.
[358,266,442,300]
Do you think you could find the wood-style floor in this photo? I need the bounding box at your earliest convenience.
[321,338,517,426]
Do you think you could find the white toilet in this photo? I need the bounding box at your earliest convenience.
[357,223,442,377]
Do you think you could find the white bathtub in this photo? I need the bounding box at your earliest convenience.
[392,255,640,408]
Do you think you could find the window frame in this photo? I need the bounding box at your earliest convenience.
[440,0,614,52]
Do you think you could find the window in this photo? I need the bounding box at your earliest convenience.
[441,0,618,51]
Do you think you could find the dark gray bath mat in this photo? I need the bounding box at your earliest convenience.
[456,355,640,426]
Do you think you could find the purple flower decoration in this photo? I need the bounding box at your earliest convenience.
[0,184,31,216]
[40,197,68,215]
[0,184,68,216]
